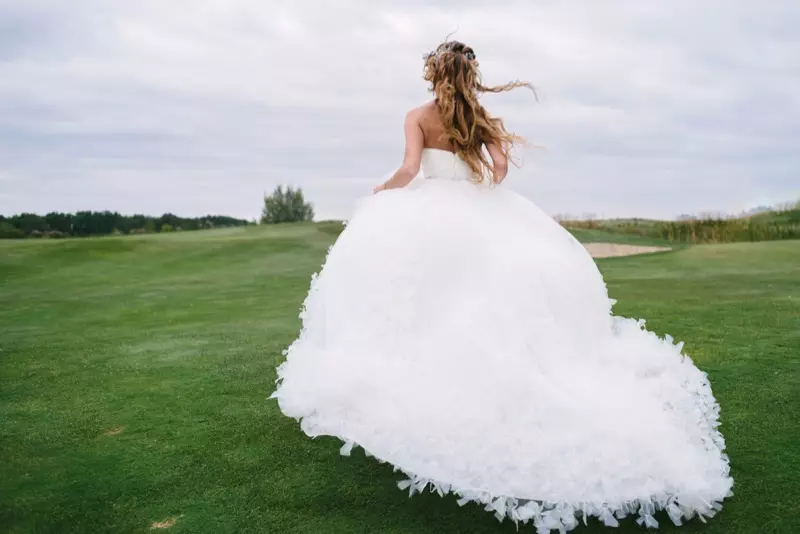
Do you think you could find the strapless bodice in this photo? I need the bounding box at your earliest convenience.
[420,148,477,181]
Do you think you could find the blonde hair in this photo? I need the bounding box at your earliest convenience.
[423,40,535,179]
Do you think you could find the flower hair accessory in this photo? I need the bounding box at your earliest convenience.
[424,42,476,62]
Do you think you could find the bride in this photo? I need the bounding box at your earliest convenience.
[271,40,733,532]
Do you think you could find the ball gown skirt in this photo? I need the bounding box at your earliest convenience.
[271,149,732,532]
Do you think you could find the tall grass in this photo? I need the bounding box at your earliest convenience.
[564,209,800,244]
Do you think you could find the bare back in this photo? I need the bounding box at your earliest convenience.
[376,101,510,192]
[414,101,508,181]
[417,101,458,153]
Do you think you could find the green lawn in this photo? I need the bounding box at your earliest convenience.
[1,226,798,533]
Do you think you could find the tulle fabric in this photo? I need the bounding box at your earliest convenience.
[272,151,732,532]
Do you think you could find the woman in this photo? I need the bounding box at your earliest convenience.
[272,40,732,532]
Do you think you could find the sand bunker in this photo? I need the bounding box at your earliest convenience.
[584,243,670,258]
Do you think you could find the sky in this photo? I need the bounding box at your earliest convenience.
[1,0,798,221]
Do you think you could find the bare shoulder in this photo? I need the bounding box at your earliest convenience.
[405,104,425,123]
[407,101,438,122]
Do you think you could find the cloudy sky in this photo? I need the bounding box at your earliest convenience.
[1,0,798,221]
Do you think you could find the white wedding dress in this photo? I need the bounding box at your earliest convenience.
[272,148,733,532]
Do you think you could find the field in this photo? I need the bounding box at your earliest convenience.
[1,225,799,533]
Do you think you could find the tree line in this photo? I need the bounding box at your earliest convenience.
[0,211,250,239]
[1,186,315,239]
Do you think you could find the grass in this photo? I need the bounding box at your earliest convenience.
[1,225,799,533]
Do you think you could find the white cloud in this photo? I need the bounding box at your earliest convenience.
[0,0,798,220]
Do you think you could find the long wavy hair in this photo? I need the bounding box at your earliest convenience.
[423,40,535,179]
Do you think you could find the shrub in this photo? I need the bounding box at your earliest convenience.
[0,222,25,239]
[562,208,800,244]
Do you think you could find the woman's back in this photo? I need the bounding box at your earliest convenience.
[417,101,458,153]
[373,41,534,193]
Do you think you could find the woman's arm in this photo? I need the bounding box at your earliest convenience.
[485,142,509,184]
[374,110,424,193]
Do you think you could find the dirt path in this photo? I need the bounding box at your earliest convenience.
[584,243,671,258]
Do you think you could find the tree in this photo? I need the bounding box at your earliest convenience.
[260,186,314,224]
[45,212,73,233]
[13,213,47,234]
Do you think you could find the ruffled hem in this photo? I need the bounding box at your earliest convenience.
[272,314,733,531]
[314,430,731,533]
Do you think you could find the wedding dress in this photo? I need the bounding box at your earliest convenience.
[272,148,732,532]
